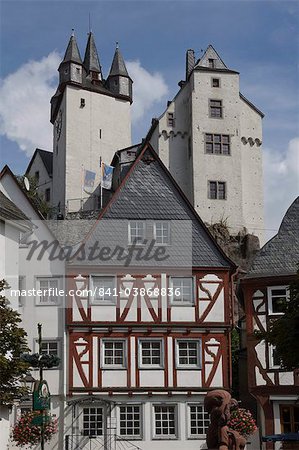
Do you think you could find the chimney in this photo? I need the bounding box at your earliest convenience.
[186,49,195,80]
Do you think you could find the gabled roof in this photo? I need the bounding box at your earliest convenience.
[108,46,130,78]
[195,44,228,70]
[0,191,30,224]
[73,142,235,269]
[83,32,102,76]
[26,148,53,177]
[245,197,299,279]
[61,33,82,66]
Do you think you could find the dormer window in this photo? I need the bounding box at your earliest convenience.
[129,221,145,245]
[208,58,216,68]
[268,286,288,314]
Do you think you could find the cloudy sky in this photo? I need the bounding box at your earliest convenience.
[0,0,298,241]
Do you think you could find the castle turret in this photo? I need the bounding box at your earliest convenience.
[83,32,102,81]
[106,44,133,103]
[58,31,83,86]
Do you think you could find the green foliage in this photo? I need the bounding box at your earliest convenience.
[21,353,60,369]
[0,280,30,405]
[256,269,299,371]
[17,174,51,218]
[231,328,240,397]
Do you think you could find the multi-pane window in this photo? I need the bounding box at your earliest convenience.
[37,278,59,304]
[280,405,299,433]
[129,221,145,245]
[176,340,201,368]
[40,341,59,357]
[154,405,177,437]
[82,407,103,436]
[102,340,125,368]
[167,112,175,127]
[205,134,230,155]
[209,99,222,118]
[139,340,163,367]
[154,222,170,245]
[189,404,210,436]
[212,78,220,87]
[208,181,226,200]
[268,286,288,314]
[91,276,116,303]
[170,277,194,304]
[119,405,141,437]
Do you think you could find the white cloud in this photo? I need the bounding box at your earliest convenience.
[126,60,168,122]
[0,52,60,156]
[264,137,299,240]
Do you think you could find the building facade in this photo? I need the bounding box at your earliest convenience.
[149,45,264,243]
[242,197,299,450]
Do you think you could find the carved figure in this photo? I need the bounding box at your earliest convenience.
[204,389,247,450]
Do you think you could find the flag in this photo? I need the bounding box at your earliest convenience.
[83,169,96,194]
[102,163,114,190]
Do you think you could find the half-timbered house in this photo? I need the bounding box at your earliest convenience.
[242,197,299,450]
[59,142,236,449]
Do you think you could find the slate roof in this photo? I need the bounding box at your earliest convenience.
[61,34,82,65]
[0,191,30,224]
[245,197,299,278]
[108,47,130,78]
[26,149,53,177]
[83,32,102,75]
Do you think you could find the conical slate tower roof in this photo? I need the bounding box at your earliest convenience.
[62,32,82,65]
[83,32,102,75]
[109,45,129,77]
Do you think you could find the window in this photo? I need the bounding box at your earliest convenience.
[35,171,39,182]
[268,286,288,314]
[41,340,59,357]
[129,221,145,245]
[82,407,103,436]
[91,276,116,303]
[170,277,194,304]
[119,405,141,438]
[208,181,226,200]
[139,340,163,368]
[268,344,281,369]
[45,188,50,202]
[280,405,299,433]
[188,404,210,436]
[209,99,223,118]
[154,405,177,438]
[18,276,26,306]
[154,222,170,245]
[167,112,175,127]
[208,58,215,68]
[36,278,60,305]
[176,340,201,368]
[205,134,230,155]
[101,340,126,368]
[212,78,220,87]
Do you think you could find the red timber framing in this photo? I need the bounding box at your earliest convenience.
[68,331,230,393]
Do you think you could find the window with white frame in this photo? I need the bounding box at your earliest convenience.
[101,340,126,368]
[170,277,194,304]
[268,286,288,314]
[188,404,210,436]
[129,221,145,245]
[154,222,170,245]
[40,340,59,357]
[82,407,103,436]
[268,344,281,369]
[153,405,177,438]
[176,340,201,368]
[36,277,60,305]
[119,405,142,438]
[91,276,116,303]
[139,339,163,368]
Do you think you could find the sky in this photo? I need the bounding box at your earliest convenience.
[0,0,298,241]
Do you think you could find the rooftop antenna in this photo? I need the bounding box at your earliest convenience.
[71,28,75,37]
[89,13,92,33]
[116,41,119,49]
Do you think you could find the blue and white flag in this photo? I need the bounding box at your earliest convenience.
[102,163,114,190]
[83,169,96,194]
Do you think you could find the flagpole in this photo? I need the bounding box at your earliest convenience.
[100,157,103,210]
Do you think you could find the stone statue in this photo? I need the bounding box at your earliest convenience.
[204,389,247,450]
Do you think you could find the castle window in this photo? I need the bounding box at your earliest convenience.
[212,78,220,87]
[208,58,216,68]
[188,404,210,437]
[129,221,145,245]
[80,98,85,108]
[139,339,163,368]
[91,276,116,304]
[101,340,126,368]
[167,112,175,127]
[119,405,142,438]
[76,67,80,74]
[267,286,288,314]
[208,181,226,200]
[170,277,194,305]
[176,340,201,368]
[280,405,299,433]
[205,134,230,155]
[209,99,223,118]
[153,405,177,438]
[82,407,103,436]
[154,221,170,245]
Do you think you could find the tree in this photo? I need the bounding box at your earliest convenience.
[257,269,299,371]
[17,175,51,218]
[0,280,30,405]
